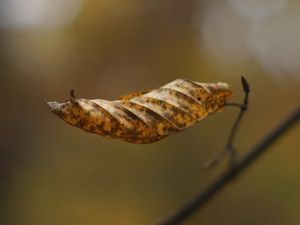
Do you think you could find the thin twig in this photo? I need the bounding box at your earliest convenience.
[155,105,300,225]
[205,76,250,168]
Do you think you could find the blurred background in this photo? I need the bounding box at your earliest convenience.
[0,0,300,225]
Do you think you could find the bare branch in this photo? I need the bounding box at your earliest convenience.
[155,105,300,225]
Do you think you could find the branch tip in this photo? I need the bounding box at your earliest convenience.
[241,76,250,93]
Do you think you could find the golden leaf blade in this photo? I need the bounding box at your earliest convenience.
[119,90,151,101]
[118,101,179,136]
[142,88,207,120]
[46,79,232,144]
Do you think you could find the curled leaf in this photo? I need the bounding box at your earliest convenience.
[46,79,232,144]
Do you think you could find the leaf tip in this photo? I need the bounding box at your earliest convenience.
[70,89,76,103]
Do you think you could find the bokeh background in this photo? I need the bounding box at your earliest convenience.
[1,1,300,225]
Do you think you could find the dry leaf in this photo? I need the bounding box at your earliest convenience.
[46,79,232,144]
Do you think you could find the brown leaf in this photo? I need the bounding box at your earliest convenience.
[46,79,232,144]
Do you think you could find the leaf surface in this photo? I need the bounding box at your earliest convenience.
[47,79,232,144]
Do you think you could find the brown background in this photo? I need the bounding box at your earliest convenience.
[1,1,300,225]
